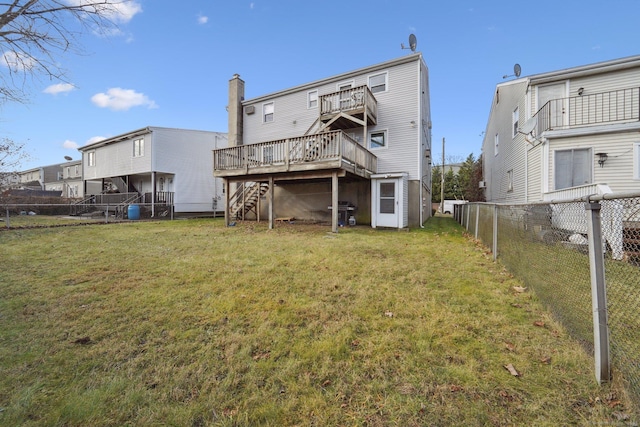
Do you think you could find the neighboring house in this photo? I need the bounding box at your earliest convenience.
[44,159,84,198]
[482,54,640,203]
[214,53,432,230]
[16,165,61,191]
[79,127,228,215]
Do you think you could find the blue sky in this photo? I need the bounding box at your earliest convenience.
[3,0,640,170]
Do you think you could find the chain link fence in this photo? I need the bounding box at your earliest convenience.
[1,202,182,229]
[457,193,640,410]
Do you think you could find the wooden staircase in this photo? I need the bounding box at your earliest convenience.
[229,182,270,220]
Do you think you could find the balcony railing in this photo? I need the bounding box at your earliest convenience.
[534,87,640,134]
[213,130,377,178]
[320,85,377,124]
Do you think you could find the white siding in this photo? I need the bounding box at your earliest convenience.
[546,132,640,194]
[526,144,542,201]
[482,80,528,202]
[153,128,228,212]
[83,133,152,180]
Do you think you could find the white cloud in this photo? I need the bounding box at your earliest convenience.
[91,87,158,111]
[592,44,602,50]
[63,140,80,149]
[65,0,142,23]
[250,2,255,9]
[43,83,76,95]
[197,14,208,24]
[1,51,35,72]
[86,136,107,145]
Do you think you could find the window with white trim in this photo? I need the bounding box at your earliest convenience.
[512,107,519,138]
[88,151,95,167]
[634,142,640,180]
[263,102,274,123]
[369,72,387,94]
[507,169,513,192]
[307,90,318,109]
[494,133,499,156]
[369,130,387,149]
[555,148,591,190]
[133,138,144,157]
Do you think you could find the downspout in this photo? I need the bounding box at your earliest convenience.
[418,56,425,228]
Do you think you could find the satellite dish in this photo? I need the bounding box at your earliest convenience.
[503,63,522,79]
[518,117,538,142]
[401,34,418,52]
[64,156,73,161]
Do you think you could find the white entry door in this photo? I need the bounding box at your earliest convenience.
[376,180,398,227]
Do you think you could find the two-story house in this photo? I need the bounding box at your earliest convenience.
[17,165,61,192]
[482,54,640,203]
[44,159,83,198]
[79,127,227,216]
[214,53,432,231]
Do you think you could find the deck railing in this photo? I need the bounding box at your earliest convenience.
[320,85,377,121]
[534,87,640,134]
[213,130,377,175]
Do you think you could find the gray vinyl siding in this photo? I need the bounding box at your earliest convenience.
[154,129,228,212]
[241,55,423,180]
[482,80,528,202]
[83,133,152,180]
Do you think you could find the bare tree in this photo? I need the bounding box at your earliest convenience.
[0,137,29,188]
[0,0,139,103]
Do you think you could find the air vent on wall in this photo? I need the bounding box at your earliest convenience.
[244,105,255,115]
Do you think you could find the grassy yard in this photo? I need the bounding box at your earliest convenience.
[0,217,635,426]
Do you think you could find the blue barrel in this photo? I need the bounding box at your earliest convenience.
[128,204,140,220]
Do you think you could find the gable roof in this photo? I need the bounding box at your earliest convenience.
[528,54,640,85]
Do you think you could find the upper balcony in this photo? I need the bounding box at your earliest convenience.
[533,87,640,135]
[213,130,377,180]
[319,85,377,130]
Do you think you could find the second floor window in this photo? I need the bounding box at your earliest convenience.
[555,148,591,190]
[308,90,318,109]
[263,102,274,123]
[369,72,387,94]
[512,107,519,138]
[88,151,95,167]
[133,138,144,157]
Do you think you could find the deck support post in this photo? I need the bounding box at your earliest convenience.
[224,179,230,226]
[268,176,274,230]
[331,171,339,233]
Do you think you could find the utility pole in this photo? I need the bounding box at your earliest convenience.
[440,137,445,212]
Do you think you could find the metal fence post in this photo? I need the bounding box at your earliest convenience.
[475,204,480,239]
[5,208,9,228]
[493,204,498,261]
[585,201,611,384]
[465,205,470,230]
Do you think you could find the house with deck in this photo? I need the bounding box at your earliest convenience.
[481,54,640,260]
[214,53,432,231]
[78,127,227,217]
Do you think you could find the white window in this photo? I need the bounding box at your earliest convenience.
[512,107,519,138]
[307,90,318,109]
[133,138,144,157]
[494,133,499,156]
[88,151,95,167]
[555,148,591,190]
[507,169,513,192]
[369,72,387,94]
[369,130,387,149]
[74,165,79,176]
[263,102,274,123]
[634,142,640,180]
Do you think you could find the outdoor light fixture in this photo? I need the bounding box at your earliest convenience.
[578,87,584,95]
[596,152,608,167]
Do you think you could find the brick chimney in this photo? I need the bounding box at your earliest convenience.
[228,74,244,147]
